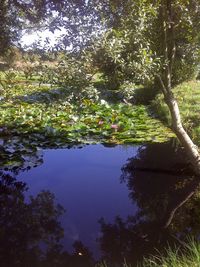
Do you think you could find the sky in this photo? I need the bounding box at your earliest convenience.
[20,28,66,48]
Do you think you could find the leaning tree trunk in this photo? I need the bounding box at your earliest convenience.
[165,95,200,175]
[158,0,200,176]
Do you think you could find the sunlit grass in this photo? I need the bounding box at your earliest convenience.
[151,80,200,144]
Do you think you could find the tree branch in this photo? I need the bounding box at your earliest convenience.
[155,74,168,97]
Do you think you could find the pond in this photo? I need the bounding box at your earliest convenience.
[18,145,137,257]
[0,139,199,266]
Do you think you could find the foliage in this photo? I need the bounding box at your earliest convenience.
[3,47,22,67]
[0,135,44,170]
[0,82,174,146]
[151,80,200,144]
[0,70,19,96]
[91,0,161,88]
[20,62,54,85]
[0,0,102,55]
[52,53,99,103]
[97,81,137,103]
[91,0,200,88]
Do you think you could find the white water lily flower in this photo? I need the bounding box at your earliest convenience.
[100,99,107,105]
[72,115,79,122]
[100,99,109,107]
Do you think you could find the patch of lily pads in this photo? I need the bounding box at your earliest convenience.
[0,84,174,147]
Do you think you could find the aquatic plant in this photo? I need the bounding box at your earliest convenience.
[0,83,174,146]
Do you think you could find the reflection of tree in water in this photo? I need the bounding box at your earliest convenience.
[6,135,200,265]
[0,171,94,267]
[0,134,93,267]
[99,142,200,265]
[0,135,85,173]
[0,171,63,266]
[0,136,44,172]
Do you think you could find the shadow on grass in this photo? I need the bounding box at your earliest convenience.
[132,86,159,105]
[94,79,159,105]
[11,76,160,107]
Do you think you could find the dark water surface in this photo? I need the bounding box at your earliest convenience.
[0,140,199,266]
[18,145,138,257]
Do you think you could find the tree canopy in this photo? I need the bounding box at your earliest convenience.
[91,0,200,87]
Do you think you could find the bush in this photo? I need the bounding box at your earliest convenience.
[53,54,99,103]
[172,60,197,86]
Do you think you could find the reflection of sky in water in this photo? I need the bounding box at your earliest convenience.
[18,145,139,257]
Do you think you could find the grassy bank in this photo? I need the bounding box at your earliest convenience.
[141,241,200,267]
[151,80,200,144]
[95,239,200,267]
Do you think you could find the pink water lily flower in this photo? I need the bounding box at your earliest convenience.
[98,120,104,125]
[111,124,118,129]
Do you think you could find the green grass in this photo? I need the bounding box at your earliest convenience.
[142,239,200,267]
[95,239,200,267]
[151,80,200,144]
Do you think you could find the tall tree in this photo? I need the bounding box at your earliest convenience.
[157,0,200,175]
[92,0,200,175]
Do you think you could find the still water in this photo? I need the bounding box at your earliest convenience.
[0,141,198,266]
[18,145,138,257]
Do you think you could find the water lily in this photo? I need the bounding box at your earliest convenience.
[100,99,107,105]
[71,115,79,122]
[100,99,109,107]
[98,120,104,125]
[111,124,118,128]
[111,124,119,131]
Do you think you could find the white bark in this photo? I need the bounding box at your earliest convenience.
[165,95,200,175]
[159,0,200,176]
